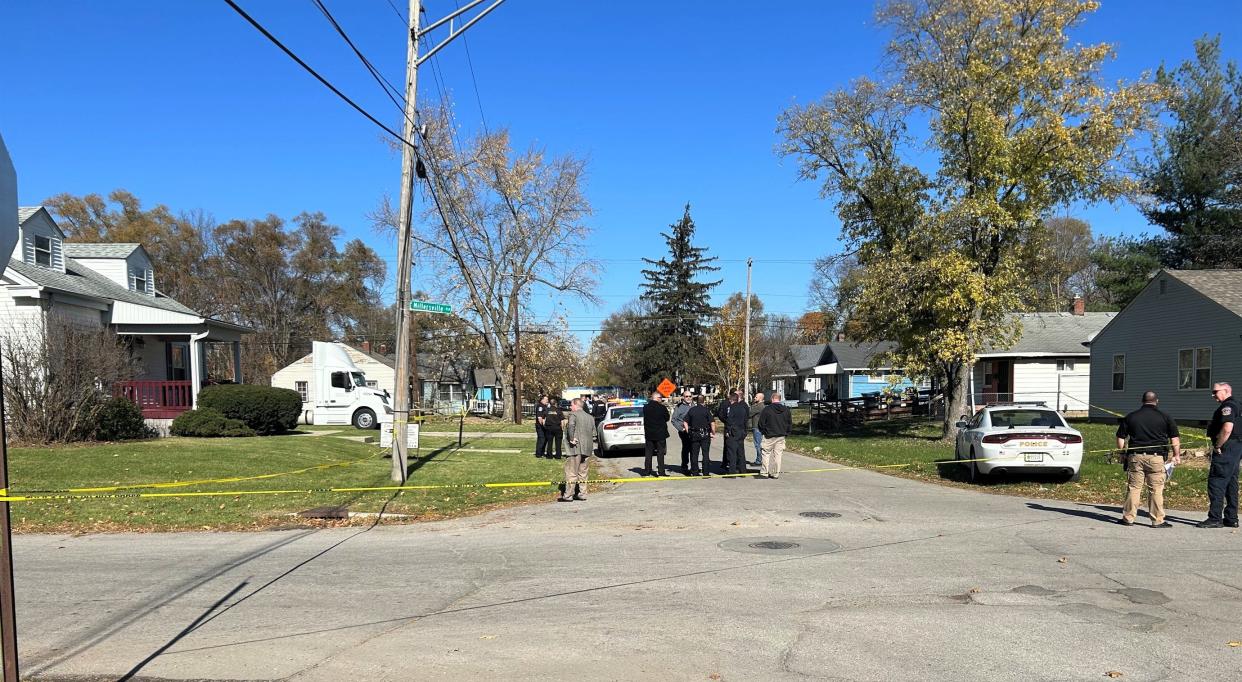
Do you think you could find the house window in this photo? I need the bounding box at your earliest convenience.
[1112,354,1125,392]
[1178,347,1212,390]
[438,383,463,402]
[1057,359,1076,372]
[295,381,308,402]
[34,236,52,266]
[131,268,148,293]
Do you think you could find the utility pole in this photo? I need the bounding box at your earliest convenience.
[742,257,753,396]
[390,0,422,483]
[0,359,18,682]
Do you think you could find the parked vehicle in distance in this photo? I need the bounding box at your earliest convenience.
[953,403,1083,482]
[299,341,394,430]
[596,400,647,454]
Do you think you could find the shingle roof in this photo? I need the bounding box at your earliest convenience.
[1166,269,1242,318]
[63,243,142,259]
[980,312,1115,356]
[789,344,828,371]
[473,368,498,387]
[828,341,899,370]
[7,257,199,316]
[17,206,42,224]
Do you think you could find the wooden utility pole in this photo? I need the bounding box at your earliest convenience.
[390,0,422,483]
[742,257,753,396]
[0,357,18,682]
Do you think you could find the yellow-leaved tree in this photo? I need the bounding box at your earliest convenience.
[779,0,1157,437]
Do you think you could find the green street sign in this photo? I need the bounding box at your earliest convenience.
[409,300,452,314]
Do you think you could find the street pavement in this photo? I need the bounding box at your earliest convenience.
[12,432,1242,681]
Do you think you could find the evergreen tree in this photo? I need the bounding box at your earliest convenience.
[636,204,721,388]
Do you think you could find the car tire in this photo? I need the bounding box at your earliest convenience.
[352,408,377,430]
[1064,469,1081,483]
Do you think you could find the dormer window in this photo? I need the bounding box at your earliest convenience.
[132,268,148,293]
[34,236,52,266]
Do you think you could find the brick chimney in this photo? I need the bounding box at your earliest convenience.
[379,343,388,355]
[361,340,372,353]
[1071,295,1085,316]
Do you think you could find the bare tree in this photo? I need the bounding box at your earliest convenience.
[1,315,139,443]
[373,109,598,420]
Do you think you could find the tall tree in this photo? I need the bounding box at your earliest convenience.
[1088,236,1168,309]
[636,205,721,388]
[586,299,651,389]
[702,293,763,392]
[373,110,597,421]
[1020,216,1095,310]
[1139,35,1242,267]
[780,0,1155,437]
[807,254,863,337]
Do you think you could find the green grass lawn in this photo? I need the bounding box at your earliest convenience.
[8,431,560,533]
[787,415,1217,510]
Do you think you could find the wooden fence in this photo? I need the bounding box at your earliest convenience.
[806,389,942,432]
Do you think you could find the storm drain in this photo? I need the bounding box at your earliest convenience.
[799,511,841,519]
[718,537,841,555]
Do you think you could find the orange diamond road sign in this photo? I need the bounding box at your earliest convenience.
[656,378,677,397]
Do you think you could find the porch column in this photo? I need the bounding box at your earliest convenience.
[189,331,209,410]
[232,340,242,384]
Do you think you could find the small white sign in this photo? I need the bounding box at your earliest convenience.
[380,422,420,449]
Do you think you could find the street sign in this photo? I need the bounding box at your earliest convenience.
[656,378,677,397]
[409,300,452,314]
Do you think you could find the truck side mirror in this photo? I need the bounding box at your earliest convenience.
[955,420,968,429]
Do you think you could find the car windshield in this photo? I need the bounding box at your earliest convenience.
[610,407,642,420]
[989,409,1065,428]
[351,372,367,387]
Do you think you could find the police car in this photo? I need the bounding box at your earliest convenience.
[953,403,1084,482]
[596,399,648,454]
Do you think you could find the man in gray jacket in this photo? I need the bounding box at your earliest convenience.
[562,398,596,502]
[670,391,693,473]
[748,392,766,466]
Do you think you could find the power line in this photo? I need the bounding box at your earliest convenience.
[220,0,413,149]
[454,0,489,133]
[311,0,407,116]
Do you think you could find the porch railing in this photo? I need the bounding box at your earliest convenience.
[113,380,194,419]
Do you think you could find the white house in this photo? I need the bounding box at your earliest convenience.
[2,206,250,420]
[970,307,1115,414]
[791,341,928,402]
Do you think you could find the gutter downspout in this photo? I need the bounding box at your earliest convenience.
[188,330,210,410]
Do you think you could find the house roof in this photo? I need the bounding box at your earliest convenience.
[829,341,899,370]
[63,243,143,259]
[17,206,42,224]
[473,367,498,388]
[979,312,1116,357]
[1165,269,1242,318]
[7,256,199,316]
[789,344,828,371]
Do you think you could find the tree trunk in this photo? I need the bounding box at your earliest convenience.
[942,360,970,441]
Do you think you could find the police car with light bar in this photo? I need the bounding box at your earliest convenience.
[596,399,648,454]
[953,402,1084,482]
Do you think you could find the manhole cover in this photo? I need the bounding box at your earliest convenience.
[718,537,841,555]
[800,511,841,518]
[749,541,800,550]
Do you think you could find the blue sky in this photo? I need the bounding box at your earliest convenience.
[3,0,1241,343]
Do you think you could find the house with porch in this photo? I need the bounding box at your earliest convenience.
[2,206,250,422]
[791,341,928,401]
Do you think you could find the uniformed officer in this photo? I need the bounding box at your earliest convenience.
[1115,390,1181,527]
[1199,382,1241,528]
[533,394,550,458]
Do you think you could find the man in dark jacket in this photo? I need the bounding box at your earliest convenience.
[642,391,671,477]
[719,390,751,474]
[748,392,766,467]
[670,391,693,472]
[757,392,793,479]
[685,395,716,476]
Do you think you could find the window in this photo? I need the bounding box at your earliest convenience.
[34,236,51,266]
[1112,354,1125,392]
[132,268,147,293]
[330,371,350,389]
[295,381,308,402]
[988,409,1066,428]
[1178,347,1212,390]
[1057,359,1076,372]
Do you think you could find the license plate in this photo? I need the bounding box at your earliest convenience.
[1024,452,1045,463]
[1020,440,1047,447]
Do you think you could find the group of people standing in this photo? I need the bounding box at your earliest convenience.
[533,394,596,502]
[653,389,792,478]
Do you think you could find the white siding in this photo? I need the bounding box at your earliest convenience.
[111,301,201,325]
[272,346,395,406]
[0,287,42,339]
[272,355,315,406]
[17,212,66,273]
[73,257,129,288]
[51,300,103,327]
[1012,358,1090,413]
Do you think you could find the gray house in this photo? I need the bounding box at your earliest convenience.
[1089,269,1242,423]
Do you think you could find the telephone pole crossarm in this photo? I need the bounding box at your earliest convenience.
[416,0,507,66]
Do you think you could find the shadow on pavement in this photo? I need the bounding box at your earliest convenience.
[1026,502,1200,526]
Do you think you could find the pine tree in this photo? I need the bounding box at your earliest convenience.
[636,204,721,388]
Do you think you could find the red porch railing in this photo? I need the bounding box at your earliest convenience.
[113,380,194,419]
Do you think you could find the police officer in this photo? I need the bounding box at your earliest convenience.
[1199,382,1241,528]
[718,390,751,474]
[533,394,550,458]
[1115,390,1181,527]
[684,395,715,476]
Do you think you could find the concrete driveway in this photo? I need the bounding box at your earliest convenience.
[12,433,1242,681]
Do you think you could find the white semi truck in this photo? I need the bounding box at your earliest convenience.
[301,341,394,429]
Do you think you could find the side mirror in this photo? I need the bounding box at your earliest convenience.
[955,420,968,429]
[345,383,354,392]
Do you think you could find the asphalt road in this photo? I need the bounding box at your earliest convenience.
[12,433,1242,681]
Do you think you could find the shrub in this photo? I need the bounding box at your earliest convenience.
[170,408,255,438]
[197,385,302,435]
[94,397,156,441]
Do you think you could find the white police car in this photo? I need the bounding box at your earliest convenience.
[596,400,647,454]
[954,403,1084,482]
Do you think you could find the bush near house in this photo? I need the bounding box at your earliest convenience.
[170,408,256,438]
[93,397,156,441]
[198,385,302,435]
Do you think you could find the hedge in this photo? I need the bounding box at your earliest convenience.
[197,385,303,435]
[94,397,156,441]
[170,408,256,438]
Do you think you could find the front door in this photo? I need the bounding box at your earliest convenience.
[166,341,190,381]
[981,359,1012,404]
